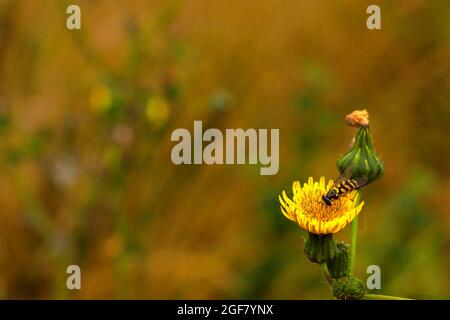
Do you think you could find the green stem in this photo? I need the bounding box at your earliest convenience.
[320,263,333,286]
[349,216,358,275]
[349,191,362,275]
[363,294,413,300]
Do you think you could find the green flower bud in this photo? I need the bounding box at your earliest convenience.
[332,276,366,300]
[326,242,349,279]
[337,126,384,184]
[304,233,337,264]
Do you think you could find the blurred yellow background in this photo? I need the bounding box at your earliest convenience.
[0,0,449,299]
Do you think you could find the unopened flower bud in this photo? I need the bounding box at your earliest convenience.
[332,276,366,300]
[326,242,349,279]
[304,233,337,264]
[337,110,383,183]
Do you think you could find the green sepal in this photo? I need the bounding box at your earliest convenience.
[303,233,337,264]
[326,242,349,279]
[337,126,384,183]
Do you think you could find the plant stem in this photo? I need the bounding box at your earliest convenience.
[363,294,413,300]
[349,191,362,275]
[349,216,358,275]
[320,263,333,286]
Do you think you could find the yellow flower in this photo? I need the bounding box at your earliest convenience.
[90,84,112,114]
[279,177,364,235]
[146,96,170,128]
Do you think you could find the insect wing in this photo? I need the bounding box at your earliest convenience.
[329,164,368,191]
[351,176,369,190]
[329,165,354,189]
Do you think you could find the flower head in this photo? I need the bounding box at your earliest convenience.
[345,109,369,127]
[279,177,364,235]
[338,109,384,184]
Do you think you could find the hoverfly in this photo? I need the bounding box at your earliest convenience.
[322,166,368,206]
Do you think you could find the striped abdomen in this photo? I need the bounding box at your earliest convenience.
[334,179,359,196]
[326,179,359,200]
[322,177,368,206]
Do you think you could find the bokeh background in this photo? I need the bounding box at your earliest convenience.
[0,0,449,299]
